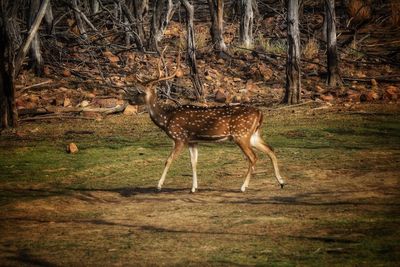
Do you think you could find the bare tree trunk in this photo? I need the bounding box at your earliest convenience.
[133,0,148,41]
[1,0,49,128]
[284,0,301,105]
[28,0,44,76]
[117,0,144,51]
[44,0,55,34]
[90,0,99,14]
[208,0,226,51]
[299,0,304,19]
[321,12,327,42]
[325,0,342,87]
[239,0,254,48]
[0,25,15,128]
[149,0,175,51]
[72,0,87,39]
[252,0,259,19]
[180,0,204,100]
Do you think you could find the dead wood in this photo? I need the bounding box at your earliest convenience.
[20,115,96,121]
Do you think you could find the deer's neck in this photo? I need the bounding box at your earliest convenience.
[145,89,169,130]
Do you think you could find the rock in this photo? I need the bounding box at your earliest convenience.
[66,143,78,154]
[320,94,334,102]
[205,75,213,81]
[217,58,225,65]
[347,92,361,102]
[16,99,26,109]
[233,77,242,82]
[63,98,71,107]
[371,79,378,87]
[315,85,325,93]
[84,92,96,99]
[103,51,120,64]
[361,91,380,102]
[215,89,227,103]
[175,68,184,78]
[384,86,399,100]
[25,102,38,109]
[94,98,120,108]
[79,100,90,107]
[62,69,71,77]
[123,104,138,115]
[259,64,273,81]
[28,95,40,104]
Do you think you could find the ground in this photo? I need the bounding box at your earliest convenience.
[0,103,399,266]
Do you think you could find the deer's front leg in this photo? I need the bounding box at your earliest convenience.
[189,144,198,193]
[158,141,184,191]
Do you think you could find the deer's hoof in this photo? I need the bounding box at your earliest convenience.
[280,183,285,189]
[240,186,246,192]
[190,188,196,193]
[157,186,162,192]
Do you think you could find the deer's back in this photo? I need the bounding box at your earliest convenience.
[165,105,263,142]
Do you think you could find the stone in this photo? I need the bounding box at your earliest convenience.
[215,89,227,103]
[62,69,71,77]
[384,86,399,100]
[320,94,334,102]
[63,98,71,107]
[123,104,138,115]
[67,143,78,154]
[80,100,90,107]
[94,98,119,108]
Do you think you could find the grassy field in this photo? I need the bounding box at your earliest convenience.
[0,103,399,266]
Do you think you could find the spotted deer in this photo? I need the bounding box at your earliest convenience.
[130,54,285,193]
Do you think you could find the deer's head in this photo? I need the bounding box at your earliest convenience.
[125,48,181,106]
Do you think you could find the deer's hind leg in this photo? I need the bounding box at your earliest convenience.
[251,131,285,188]
[235,138,257,192]
[158,140,185,191]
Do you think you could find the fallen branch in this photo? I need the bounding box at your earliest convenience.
[19,104,128,117]
[343,76,400,83]
[274,100,316,110]
[18,80,56,93]
[20,115,96,121]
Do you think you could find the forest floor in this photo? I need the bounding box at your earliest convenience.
[0,103,399,266]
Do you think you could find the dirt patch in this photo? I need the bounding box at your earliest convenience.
[1,104,399,265]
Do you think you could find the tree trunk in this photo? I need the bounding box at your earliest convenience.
[1,3,17,129]
[28,0,44,76]
[72,0,87,39]
[133,0,148,42]
[90,0,99,14]
[284,0,301,105]
[44,0,55,34]
[180,0,204,100]
[1,0,49,129]
[0,27,16,128]
[252,0,259,19]
[116,0,145,51]
[325,0,342,87]
[239,0,254,48]
[208,0,226,51]
[149,0,175,51]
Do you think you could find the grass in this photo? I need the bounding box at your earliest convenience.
[0,104,399,266]
[255,33,287,55]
